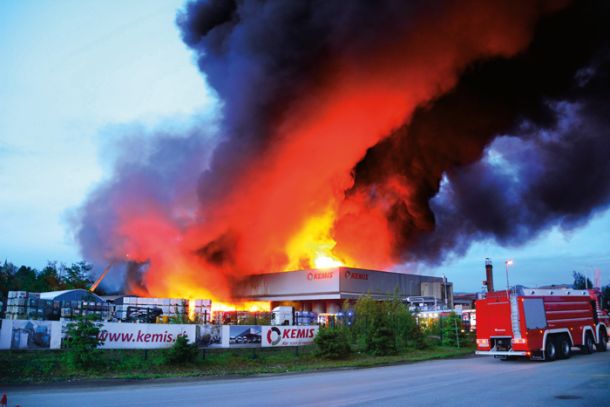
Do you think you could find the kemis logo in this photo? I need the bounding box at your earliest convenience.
[345,270,368,280]
[267,327,316,345]
[267,327,282,345]
[307,271,333,280]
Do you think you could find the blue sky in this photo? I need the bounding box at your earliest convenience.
[0,0,608,292]
[0,0,212,266]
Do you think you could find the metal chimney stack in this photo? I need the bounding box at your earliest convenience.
[485,258,494,292]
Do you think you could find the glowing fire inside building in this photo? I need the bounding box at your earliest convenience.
[69,0,610,318]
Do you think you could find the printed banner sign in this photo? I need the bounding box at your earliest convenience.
[261,325,319,347]
[0,319,62,350]
[197,324,223,348]
[1,320,318,350]
[94,322,196,349]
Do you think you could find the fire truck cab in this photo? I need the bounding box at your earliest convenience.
[475,287,609,361]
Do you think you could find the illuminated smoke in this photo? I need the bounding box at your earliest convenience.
[346,0,610,264]
[74,0,610,297]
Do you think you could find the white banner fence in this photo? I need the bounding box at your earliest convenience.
[0,319,318,350]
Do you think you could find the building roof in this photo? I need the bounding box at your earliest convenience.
[39,289,105,302]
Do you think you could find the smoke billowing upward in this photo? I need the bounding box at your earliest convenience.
[75,0,610,299]
[347,0,610,264]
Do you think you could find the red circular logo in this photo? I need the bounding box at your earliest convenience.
[267,327,282,345]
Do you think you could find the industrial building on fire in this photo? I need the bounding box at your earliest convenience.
[234,267,453,314]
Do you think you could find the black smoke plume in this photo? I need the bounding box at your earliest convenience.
[75,0,610,292]
[349,0,610,264]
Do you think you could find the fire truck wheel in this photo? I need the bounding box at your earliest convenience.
[596,330,608,352]
[544,337,557,362]
[581,332,595,354]
[557,336,571,359]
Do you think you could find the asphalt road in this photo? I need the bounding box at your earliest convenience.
[5,351,610,407]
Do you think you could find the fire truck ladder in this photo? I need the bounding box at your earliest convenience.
[510,295,522,340]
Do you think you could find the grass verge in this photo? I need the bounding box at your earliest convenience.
[1,345,473,385]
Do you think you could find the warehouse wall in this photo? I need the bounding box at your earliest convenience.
[236,268,449,304]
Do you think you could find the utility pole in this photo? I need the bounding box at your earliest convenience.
[505,259,513,297]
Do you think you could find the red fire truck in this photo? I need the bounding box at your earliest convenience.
[475,287,609,361]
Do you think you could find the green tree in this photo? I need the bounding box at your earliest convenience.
[0,260,96,299]
[352,294,420,355]
[440,312,465,347]
[64,315,103,370]
[385,294,420,350]
[0,260,17,298]
[353,295,378,351]
[315,327,352,359]
[61,262,94,289]
[164,334,198,364]
[572,271,593,290]
[36,262,63,292]
[13,266,38,292]
[369,326,397,356]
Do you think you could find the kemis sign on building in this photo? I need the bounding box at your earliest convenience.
[344,270,368,280]
[306,271,334,280]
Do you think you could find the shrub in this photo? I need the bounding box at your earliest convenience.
[369,326,397,356]
[315,327,352,359]
[411,324,428,349]
[353,294,421,353]
[440,312,466,347]
[385,295,419,350]
[353,295,379,351]
[164,334,198,364]
[64,315,103,370]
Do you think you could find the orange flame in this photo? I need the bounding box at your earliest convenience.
[188,299,196,321]
[111,0,562,303]
[211,301,270,313]
[285,204,352,270]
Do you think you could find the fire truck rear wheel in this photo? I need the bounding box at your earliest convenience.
[581,332,595,354]
[557,336,571,359]
[544,337,557,362]
[596,330,608,352]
